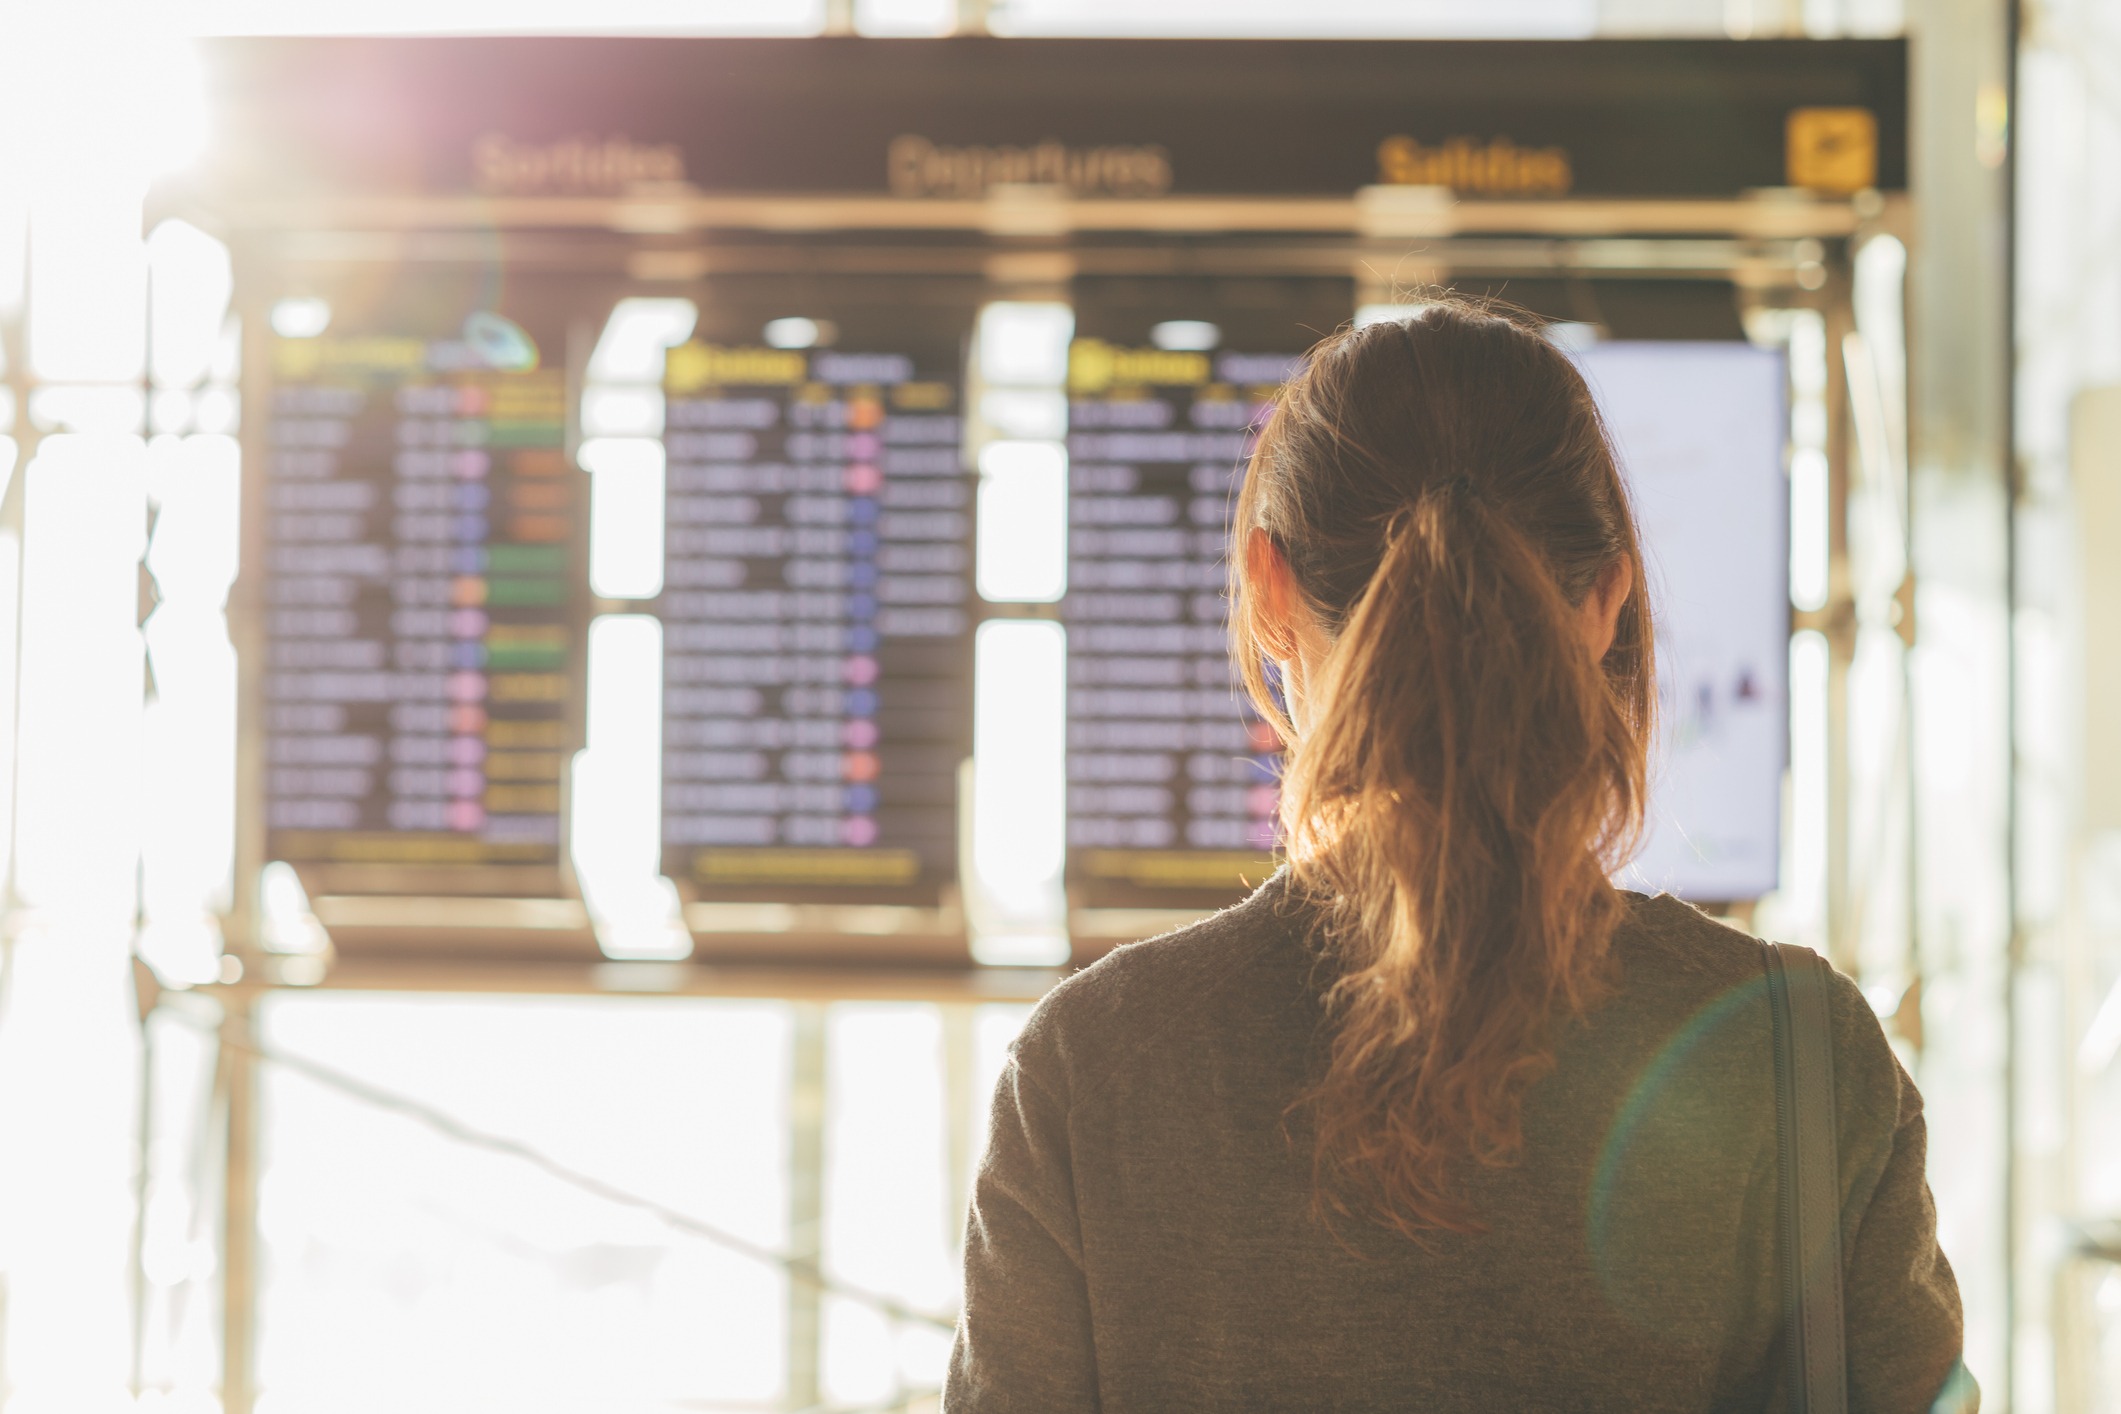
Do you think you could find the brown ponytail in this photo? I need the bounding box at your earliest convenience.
[1232,300,1653,1238]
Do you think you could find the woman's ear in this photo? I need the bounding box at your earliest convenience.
[1245,528,1302,659]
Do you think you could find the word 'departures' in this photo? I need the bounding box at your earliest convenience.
[887,135,1173,199]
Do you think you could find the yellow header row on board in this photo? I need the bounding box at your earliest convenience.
[691,848,923,887]
[1067,340,1211,395]
[272,337,575,386]
[272,335,428,379]
[1081,850,1281,890]
[665,343,809,391]
[276,830,555,865]
[662,345,953,411]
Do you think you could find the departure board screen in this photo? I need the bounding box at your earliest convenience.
[657,341,970,903]
[1059,333,1790,908]
[261,302,581,889]
[1062,340,1301,907]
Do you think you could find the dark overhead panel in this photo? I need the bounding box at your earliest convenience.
[181,37,1906,208]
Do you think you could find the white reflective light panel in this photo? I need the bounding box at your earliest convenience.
[1573,343,1788,901]
[762,316,824,349]
[584,613,666,850]
[574,613,688,959]
[975,303,1074,387]
[978,388,1068,441]
[972,619,1068,885]
[970,619,1068,962]
[269,296,332,339]
[1149,319,1221,351]
[587,297,698,383]
[975,440,1068,604]
[258,859,331,957]
[581,437,669,600]
[140,432,242,983]
[971,302,1074,616]
[581,385,667,438]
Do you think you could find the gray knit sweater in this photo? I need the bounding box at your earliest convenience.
[946,874,1969,1412]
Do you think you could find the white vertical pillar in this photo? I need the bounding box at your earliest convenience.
[969,620,1068,965]
[1906,0,2015,1394]
[574,615,687,960]
[15,435,148,920]
[139,424,240,985]
[0,29,209,1412]
[0,434,149,1413]
[965,301,1074,965]
[575,300,696,960]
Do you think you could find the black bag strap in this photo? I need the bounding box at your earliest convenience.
[1763,940,1849,1414]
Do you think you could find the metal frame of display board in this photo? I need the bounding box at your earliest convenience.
[219,190,1898,967]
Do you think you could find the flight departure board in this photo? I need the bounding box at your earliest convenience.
[658,341,970,904]
[260,300,582,889]
[1056,326,1789,910]
[1062,340,1301,906]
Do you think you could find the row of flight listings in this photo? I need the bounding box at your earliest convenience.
[260,296,1790,916]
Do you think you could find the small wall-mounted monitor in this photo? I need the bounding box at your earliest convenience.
[1574,341,1789,903]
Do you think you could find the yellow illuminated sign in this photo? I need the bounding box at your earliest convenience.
[1785,107,1878,194]
[1084,850,1280,890]
[1375,135,1572,196]
[887,135,1172,199]
[278,831,553,865]
[1068,340,1211,394]
[271,335,427,379]
[666,343,809,392]
[692,849,923,886]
